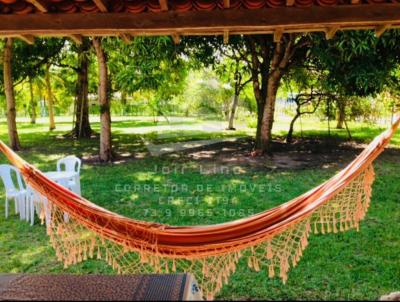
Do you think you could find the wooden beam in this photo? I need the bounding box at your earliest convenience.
[172,33,181,44]
[223,30,229,44]
[18,35,35,44]
[0,5,400,36]
[286,0,295,6]
[69,34,83,44]
[159,0,168,11]
[120,33,131,43]
[325,26,339,40]
[92,0,108,12]
[375,24,390,38]
[223,0,230,8]
[274,28,283,43]
[351,0,361,4]
[26,0,48,13]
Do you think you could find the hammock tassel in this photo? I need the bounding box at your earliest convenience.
[247,257,253,269]
[313,222,319,234]
[320,221,325,234]
[333,218,338,233]
[266,242,273,259]
[327,221,332,233]
[172,259,176,272]
[253,258,260,272]
[83,245,88,261]
[89,239,95,258]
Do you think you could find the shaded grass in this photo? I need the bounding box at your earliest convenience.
[0,116,399,300]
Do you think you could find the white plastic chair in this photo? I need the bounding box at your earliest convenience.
[0,164,32,223]
[56,156,82,195]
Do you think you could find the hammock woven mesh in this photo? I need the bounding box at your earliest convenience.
[41,165,375,299]
[0,115,398,300]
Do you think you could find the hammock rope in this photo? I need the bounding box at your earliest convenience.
[0,115,399,300]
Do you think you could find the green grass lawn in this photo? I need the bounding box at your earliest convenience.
[0,116,399,300]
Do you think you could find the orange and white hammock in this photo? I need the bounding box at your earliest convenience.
[1,116,399,300]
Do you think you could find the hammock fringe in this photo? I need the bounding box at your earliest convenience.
[43,163,375,299]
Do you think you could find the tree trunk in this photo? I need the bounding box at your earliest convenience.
[93,38,113,162]
[246,33,303,155]
[28,76,36,124]
[227,94,239,130]
[224,102,230,121]
[254,100,264,150]
[45,64,56,130]
[286,114,300,144]
[256,75,280,153]
[336,99,346,129]
[250,58,265,152]
[3,38,21,151]
[73,40,92,138]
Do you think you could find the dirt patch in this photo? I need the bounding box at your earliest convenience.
[166,137,399,172]
[82,136,399,171]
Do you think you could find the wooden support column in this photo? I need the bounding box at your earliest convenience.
[223,0,230,8]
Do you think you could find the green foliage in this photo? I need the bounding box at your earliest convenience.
[175,69,233,118]
[311,30,400,97]
[2,32,399,129]
[103,37,188,118]
[179,36,226,68]
[0,38,65,86]
[106,37,187,95]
